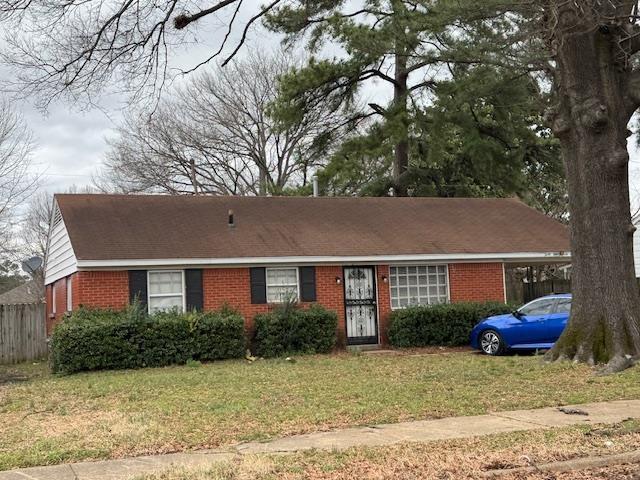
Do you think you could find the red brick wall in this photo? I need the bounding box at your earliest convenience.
[46,271,129,334]
[203,268,267,327]
[46,276,69,333]
[73,271,129,310]
[202,266,347,344]
[316,266,346,347]
[448,262,505,303]
[44,262,505,342]
[376,265,392,345]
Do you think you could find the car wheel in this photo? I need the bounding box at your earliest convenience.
[479,330,505,356]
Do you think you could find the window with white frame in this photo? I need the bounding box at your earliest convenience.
[266,268,299,303]
[147,271,185,313]
[389,265,449,309]
[52,284,57,314]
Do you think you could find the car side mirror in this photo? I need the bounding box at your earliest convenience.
[513,310,523,319]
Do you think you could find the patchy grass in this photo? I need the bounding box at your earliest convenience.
[137,420,640,479]
[1,352,640,470]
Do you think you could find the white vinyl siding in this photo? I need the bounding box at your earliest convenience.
[147,271,185,313]
[266,267,299,303]
[390,265,449,309]
[44,202,78,285]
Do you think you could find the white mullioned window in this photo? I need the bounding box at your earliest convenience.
[147,270,185,313]
[266,267,299,303]
[389,265,449,309]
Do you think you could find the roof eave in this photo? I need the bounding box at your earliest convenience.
[76,252,572,269]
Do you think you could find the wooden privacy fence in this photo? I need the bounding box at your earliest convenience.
[0,303,47,364]
[523,279,572,303]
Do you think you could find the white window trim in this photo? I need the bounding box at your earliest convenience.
[265,267,300,304]
[66,276,72,312]
[147,270,186,314]
[388,264,450,310]
[52,283,57,314]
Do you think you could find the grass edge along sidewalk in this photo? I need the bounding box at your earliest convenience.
[1,399,639,480]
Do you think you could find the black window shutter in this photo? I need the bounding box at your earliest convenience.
[299,266,316,302]
[250,267,267,304]
[185,269,203,312]
[129,270,148,309]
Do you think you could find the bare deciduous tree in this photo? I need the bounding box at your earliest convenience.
[98,51,346,195]
[0,1,280,107]
[0,101,36,255]
[20,190,53,259]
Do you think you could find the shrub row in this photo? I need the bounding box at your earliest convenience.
[50,302,339,373]
[388,301,513,348]
[253,303,338,357]
[50,304,245,374]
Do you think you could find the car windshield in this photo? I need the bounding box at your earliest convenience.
[518,298,557,316]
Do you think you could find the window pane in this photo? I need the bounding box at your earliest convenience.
[555,298,571,313]
[149,295,183,313]
[389,265,449,308]
[519,298,556,316]
[267,286,298,303]
[266,268,297,286]
[149,271,182,295]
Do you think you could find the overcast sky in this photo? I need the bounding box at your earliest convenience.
[11,5,640,212]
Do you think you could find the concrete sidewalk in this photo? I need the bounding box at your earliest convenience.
[2,399,640,480]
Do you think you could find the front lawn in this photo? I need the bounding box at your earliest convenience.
[1,352,640,470]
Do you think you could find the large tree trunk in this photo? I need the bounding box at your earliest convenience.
[392,13,409,197]
[545,9,640,372]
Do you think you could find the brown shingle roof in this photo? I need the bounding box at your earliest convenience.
[55,194,570,261]
[0,280,45,305]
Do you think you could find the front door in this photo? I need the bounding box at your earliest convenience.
[344,266,378,345]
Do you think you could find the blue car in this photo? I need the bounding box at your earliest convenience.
[470,294,571,355]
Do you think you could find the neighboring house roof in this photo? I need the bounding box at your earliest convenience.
[0,280,45,305]
[50,194,570,272]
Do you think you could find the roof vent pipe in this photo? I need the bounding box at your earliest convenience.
[312,176,319,197]
[228,209,235,227]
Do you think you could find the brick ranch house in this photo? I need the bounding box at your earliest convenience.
[45,195,570,346]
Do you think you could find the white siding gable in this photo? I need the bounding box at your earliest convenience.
[44,200,78,285]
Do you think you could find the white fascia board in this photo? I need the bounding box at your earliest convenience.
[76,252,571,269]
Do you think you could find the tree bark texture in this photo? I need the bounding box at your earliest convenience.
[546,6,640,371]
[393,49,409,197]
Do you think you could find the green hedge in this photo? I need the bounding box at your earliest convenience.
[50,305,245,374]
[253,303,338,357]
[388,301,513,348]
